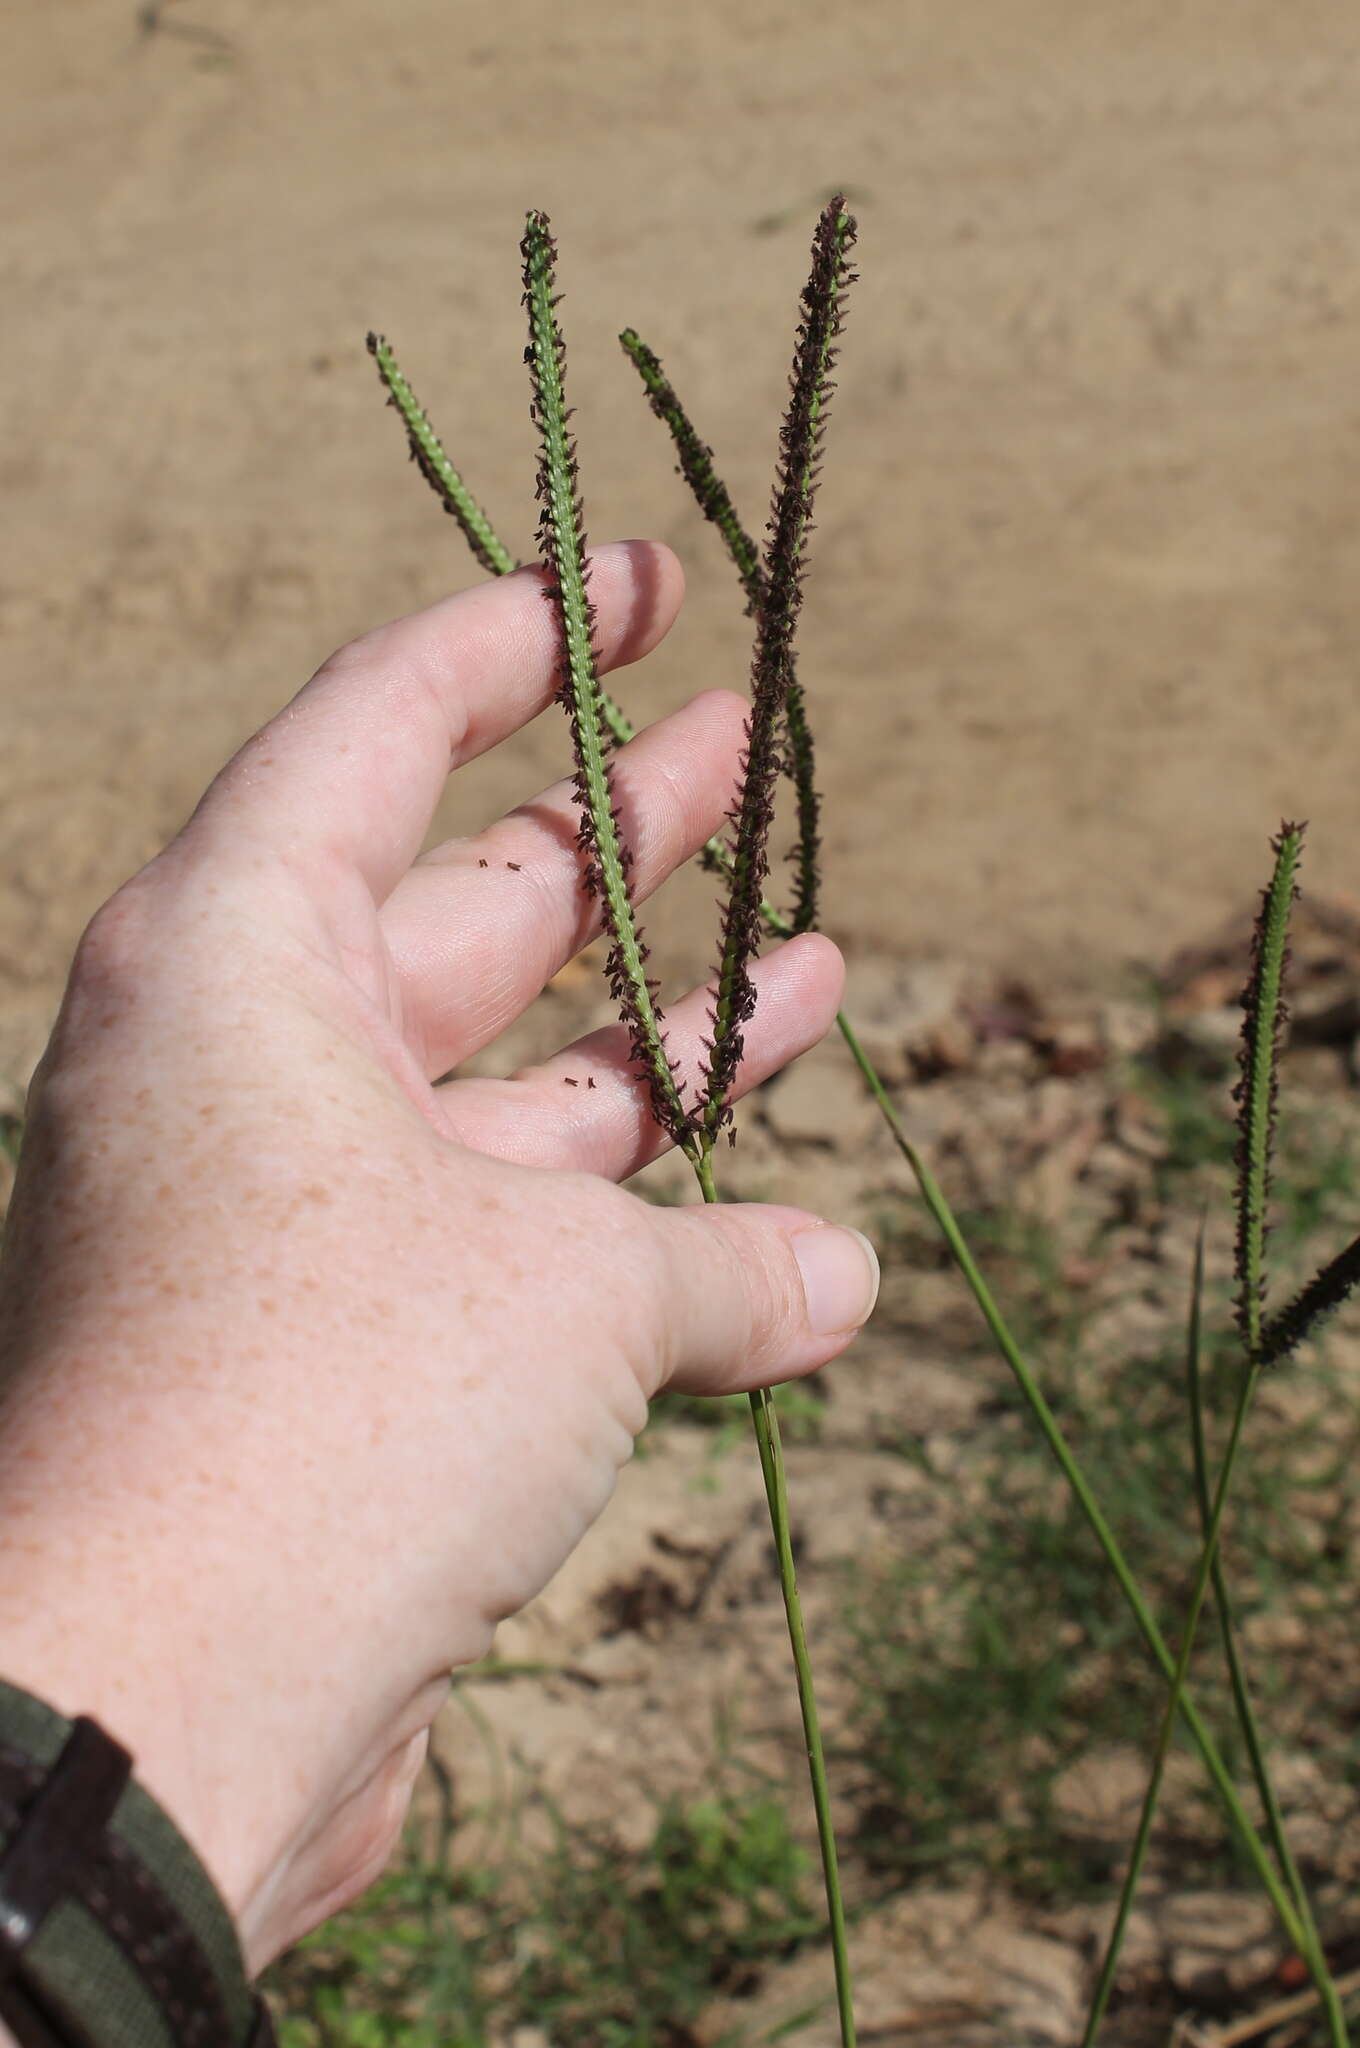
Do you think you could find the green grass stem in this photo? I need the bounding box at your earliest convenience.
[1081,1308,1259,2041]
[1185,1232,1341,2040]
[695,1156,856,2047]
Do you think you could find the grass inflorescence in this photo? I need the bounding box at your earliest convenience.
[1258,1232,1360,1365]
[697,200,856,1145]
[620,319,826,936]
[366,333,516,578]
[520,212,695,1157]
[1234,823,1305,1354]
[617,331,765,612]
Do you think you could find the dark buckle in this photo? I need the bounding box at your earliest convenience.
[0,1718,131,1980]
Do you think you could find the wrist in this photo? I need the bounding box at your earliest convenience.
[0,1677,265,2045]
[0,1479,453,1970]
[0,1531,260,1948]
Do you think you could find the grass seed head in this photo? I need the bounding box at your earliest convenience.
[699,198,858,1143]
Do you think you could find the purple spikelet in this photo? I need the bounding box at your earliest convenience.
[698,198,858,1144]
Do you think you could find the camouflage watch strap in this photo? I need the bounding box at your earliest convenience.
[0,1682,272,2048]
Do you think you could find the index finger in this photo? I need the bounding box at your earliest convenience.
[189,540,684,902]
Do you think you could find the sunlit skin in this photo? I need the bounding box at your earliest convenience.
[0,542,878,1973]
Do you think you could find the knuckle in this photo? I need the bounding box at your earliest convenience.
[729,1226,801,1370]
[70,883,155,1002]
[311,621,389,682]
[574,1174,660,1278]
[576,1175,670,1335]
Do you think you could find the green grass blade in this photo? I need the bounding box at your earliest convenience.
[367,334,518,577]
[1191,1265,1346,2040]
[1083,1250,1262,2043]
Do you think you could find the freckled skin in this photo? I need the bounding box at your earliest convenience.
[0,546,866,1976]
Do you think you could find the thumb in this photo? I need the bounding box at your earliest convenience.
[638,1201,881,1397]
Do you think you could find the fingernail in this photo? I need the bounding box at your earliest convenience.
[793,1226,881,1336]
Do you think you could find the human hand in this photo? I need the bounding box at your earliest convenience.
[0,543,878,1971]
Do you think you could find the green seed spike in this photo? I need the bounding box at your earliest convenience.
[619,327,825,935]
[366,334,517,578]
[520,212,695,1155]
[618,330,766,610]
[699,198,857,1148]
[1233,822,1305,1356]
[1258,1230,1360,1365]
[781,672,823,936]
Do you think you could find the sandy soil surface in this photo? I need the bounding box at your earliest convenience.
[8,1,1360,1084]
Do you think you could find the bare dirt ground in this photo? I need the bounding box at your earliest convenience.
[10,4,1360,2042]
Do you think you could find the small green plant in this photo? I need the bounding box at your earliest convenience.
[271,1777,815,2047]
[1082,827,1351,2045]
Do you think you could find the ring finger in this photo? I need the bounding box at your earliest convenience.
[438,934,845,1180]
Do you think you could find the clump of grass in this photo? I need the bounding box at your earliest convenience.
[1080,825,1353,2047]
[366,218,1360,2046]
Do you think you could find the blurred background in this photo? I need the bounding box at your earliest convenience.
[9,6,1360,2044]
